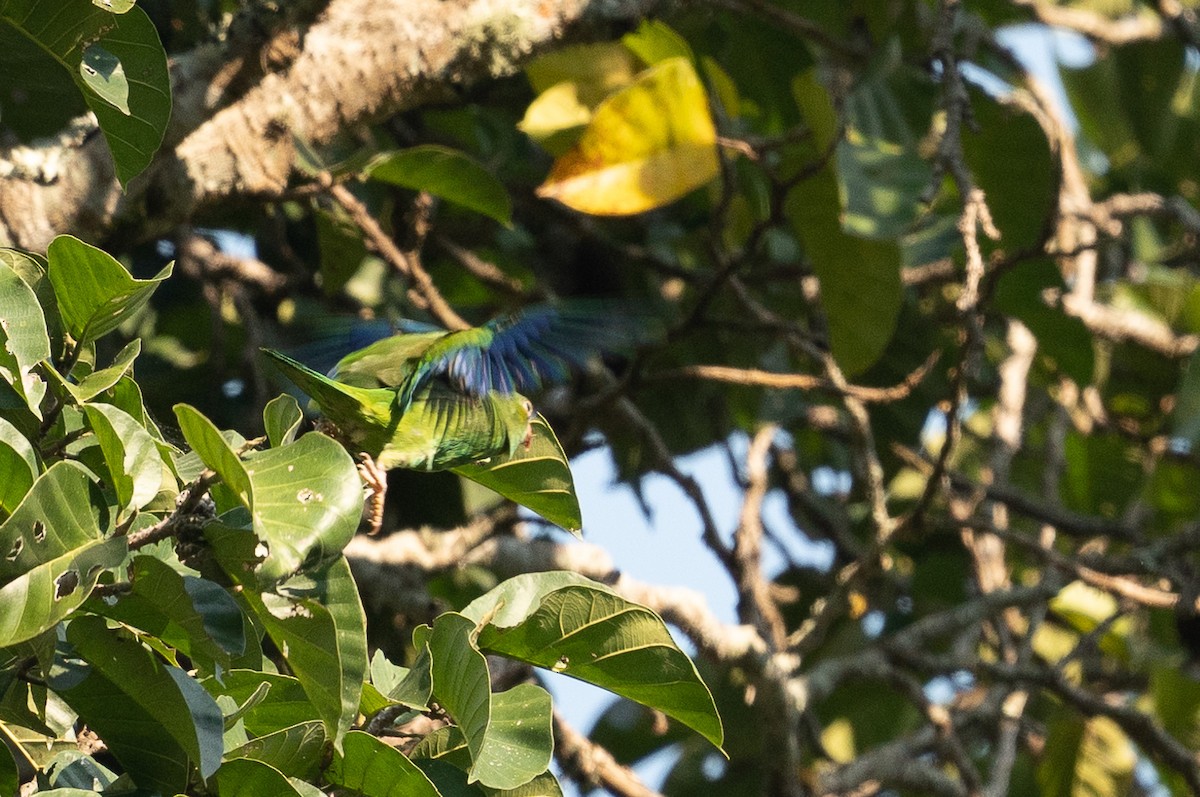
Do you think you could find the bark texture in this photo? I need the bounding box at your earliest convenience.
[0,0,660,251]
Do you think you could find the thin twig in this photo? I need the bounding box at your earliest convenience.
[325,178,469,331]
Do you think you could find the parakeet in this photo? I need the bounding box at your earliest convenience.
[263,303,647,472]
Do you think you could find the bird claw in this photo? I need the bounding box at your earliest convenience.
[357,453,387,536]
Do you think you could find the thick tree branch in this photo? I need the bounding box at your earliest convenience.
[0,0,665,251]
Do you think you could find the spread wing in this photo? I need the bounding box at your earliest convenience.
[400,303,652,409]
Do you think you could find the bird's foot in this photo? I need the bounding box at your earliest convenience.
[358,453,388,536]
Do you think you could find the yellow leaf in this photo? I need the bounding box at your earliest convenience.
[536,57,719,216]
[525,41,639,98]
[519,82,595,153]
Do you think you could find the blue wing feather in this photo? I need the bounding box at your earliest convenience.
[399,302,654,407]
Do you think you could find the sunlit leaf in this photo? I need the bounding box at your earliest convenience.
[453,416,581,534]
[428,613,553,789]
[622,19,693,66]
[79,42,128,114]
[46,236,171,346]
[0,462,129,644]
[0,417,38,518]
[326,730,441,796]
[202,671,322,738]
[365,146,512,225]
[177,404,359,582]
[526,42,639,97]
[462,572,723,751]
[0,0,170,184]
[264,394,303,449]
[236,557,367,751]
[537,57,719,215]
[63,339,140,402]
[215,757,308,797]
[83,402,163,515]
[0,259,50,413]
[225,720,326,781]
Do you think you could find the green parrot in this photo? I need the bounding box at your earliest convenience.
[263,304,643,471]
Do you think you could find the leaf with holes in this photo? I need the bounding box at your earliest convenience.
[0,536,127,645]
[177,404,360,582]
[0,0,171,184]
[243,432,362,582]
[235,558,367,751]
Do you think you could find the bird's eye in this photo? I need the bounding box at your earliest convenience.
[522,399,534,417]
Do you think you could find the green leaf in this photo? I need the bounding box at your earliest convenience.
[224,720,326,781]
[1173,348,1200,444]
[0,0,171,185]
[174,403,252,504]
[215,757,308,797]
[0,259,50,413]
[0,462,128,645]
[64,338,141,402]
[237,557,367,751]
[242,432,362,582]
[264,394,303,448]
[202,671,322,737]
[1037,711,1135,797]
[56,615,224,793]
[0,725,18,797]
[486,772,564,797]
[79,42,129,114]
[365,146,512,225]
[83,402,164,515]
[788,70,903,376]
[836,134,930,239]
[0,417,38,518]
[622,20,694,66]
[86,555,245,673]
[961,90,1057,252]
[42,749,117,789]
[326,730,443,796]
[993,260,1095,385]
[453,416,582,534]
[178,405,360,582]
[46,236,171,346]
[479,684,553,788]
[366,649,431,712]
[537,57,719,215]
[429,613,553,789]
[464,573,724,751]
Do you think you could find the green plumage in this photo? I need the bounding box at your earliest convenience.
[262,349,532,471]
[265,302,649,472]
